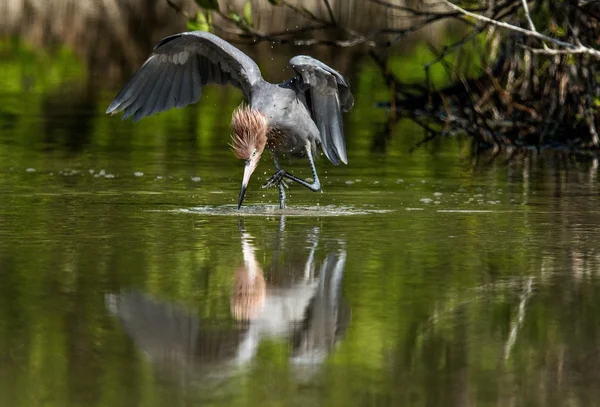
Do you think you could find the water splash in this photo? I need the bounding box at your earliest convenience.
[166,205,393,217]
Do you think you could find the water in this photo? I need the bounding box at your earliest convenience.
[3,49,600,407]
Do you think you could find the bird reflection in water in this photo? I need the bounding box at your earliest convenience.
[105,218,349,382]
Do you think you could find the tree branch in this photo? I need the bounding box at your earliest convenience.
[440,0,600,58]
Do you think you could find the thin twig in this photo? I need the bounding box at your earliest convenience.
[519,43,600,55]
[322,0,337,25]
[369,0,489,15]
[520,0,536,32]
[280,0,329,24]
[166,0,193,19]
[440,0,600,57]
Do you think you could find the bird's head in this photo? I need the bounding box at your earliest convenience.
[231,106,269,209]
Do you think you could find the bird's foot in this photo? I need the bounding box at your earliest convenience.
[262,170,287,189]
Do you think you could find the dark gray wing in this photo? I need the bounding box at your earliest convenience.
[290,55,354,165]
[106,31,263,122]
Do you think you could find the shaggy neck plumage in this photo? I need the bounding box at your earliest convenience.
[230,106,269,160]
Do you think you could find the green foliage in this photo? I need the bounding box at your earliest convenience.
[226,2,253,31]
[228,11,242,24]
[0,38,84,93]
[243,2,253,27]
[187,11,211,32]
[387,31,484,88]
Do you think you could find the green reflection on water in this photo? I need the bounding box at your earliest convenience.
[2,37,600,407]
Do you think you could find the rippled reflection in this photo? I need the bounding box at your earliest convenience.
[105,217,349,384]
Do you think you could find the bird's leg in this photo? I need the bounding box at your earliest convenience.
[284,146,322,191]
[263,147,322,193]
[268,156,288,209]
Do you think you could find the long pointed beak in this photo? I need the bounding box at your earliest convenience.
[238,161,254,209]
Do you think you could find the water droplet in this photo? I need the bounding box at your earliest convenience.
[25,168,35,173]
[134,172,144,177]
[191,177,201,182]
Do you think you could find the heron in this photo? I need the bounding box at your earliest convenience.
[106,31,354,209]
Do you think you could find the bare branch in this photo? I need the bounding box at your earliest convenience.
[520,0,537,32]
[279,0,328,25]
[439,0,600,58]
[322,0,337,25]
[519,43,600,55]
[166,0,193,19]
[369,0,488,15]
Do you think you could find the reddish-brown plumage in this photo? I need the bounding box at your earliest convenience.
[230,106,269,160]
[230,265,266,321]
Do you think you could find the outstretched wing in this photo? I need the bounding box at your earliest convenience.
[290,55,354,165]
[106,31,263,122]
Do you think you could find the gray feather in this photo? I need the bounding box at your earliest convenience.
[133,68,170,122]
[312,92,339,165]
[107,31,264,121]
[165,62,183,112]
[190,55,202,105]
[123,65,166,120]
[177,61,192,109]
[106,59,154,114]
[329,95,347,164]
[289,55,353,165]
[150,64,176,116]
[111,63,157,117]
[200,57,210,85]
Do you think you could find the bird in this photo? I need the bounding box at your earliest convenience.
[105,31,354,209]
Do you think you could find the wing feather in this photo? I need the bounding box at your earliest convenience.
[107,31,263,121]
[123,64,167,120]
[289,55,353,165]
[117,70,154,119]
[151,64,176,116]
[166,59,183,110]
[313,91,339,165]
[190,55,202,105]
[134,66,172,121]
[177,60,193,109]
